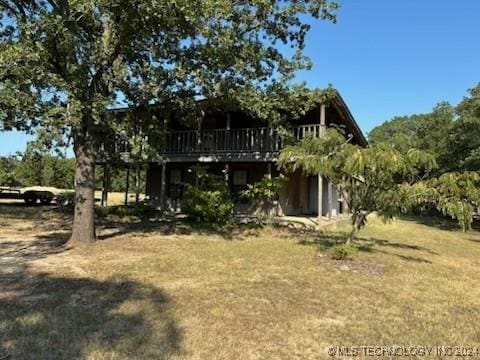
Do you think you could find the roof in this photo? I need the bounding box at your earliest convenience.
[330,91,368,147]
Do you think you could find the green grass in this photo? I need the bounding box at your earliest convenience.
[1,209,480,359]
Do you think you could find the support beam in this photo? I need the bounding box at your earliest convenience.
[101,164,109,207]
[160,162,166,210]
[224,163,230,187]
[226,112,231,130]
[266,163,272,179]
[320,104,326,136]
[317,174,323,220]
[124,166,130,206]
[328,180,333,220]
[135,166,141,204]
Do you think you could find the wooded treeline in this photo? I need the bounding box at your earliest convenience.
[0,146,144,192]
[369,84,480,173]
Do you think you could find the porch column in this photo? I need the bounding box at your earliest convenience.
[101,163,109,207]
[320,104,326,136]
[226,112,231,130]
[224,164,230,187]
[124,165,130,206]
[328,180,333,220]
[159,162,166,210]
[317,174,323,220]
[266,163,272,179]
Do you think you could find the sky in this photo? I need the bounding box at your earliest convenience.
[1,0,479,156]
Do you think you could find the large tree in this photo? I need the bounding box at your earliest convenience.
[447,84,480,171]
[369,102,454,172]
[0,0,339,244]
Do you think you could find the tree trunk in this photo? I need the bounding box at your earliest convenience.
[69,132,96,245]
[346,225,357,245]
[346,213,365,245]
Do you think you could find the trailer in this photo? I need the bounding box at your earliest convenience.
[0,187,54,205]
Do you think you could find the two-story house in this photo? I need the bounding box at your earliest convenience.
[99,91,367,220]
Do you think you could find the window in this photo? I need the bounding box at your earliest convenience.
[233,170,247,186]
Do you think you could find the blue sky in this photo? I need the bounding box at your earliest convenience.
[1,0,479,156]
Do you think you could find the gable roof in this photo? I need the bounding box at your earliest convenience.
[330,91,368,147]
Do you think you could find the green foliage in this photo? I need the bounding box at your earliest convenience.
[0,0,341,241]
[279,128,437,241]
[367,83,480,231]
[241,175,286,223]
[0,155,20,187]
[96,204,157,223]
[0,0,340,147]
[412,172,480,232]
[0,147,75,189]
[369,84,480,174]
[328,244,357,260]
[15,150,75,189]
[241,176,286,205]
[182,169,232,226]
[447,84,480,171]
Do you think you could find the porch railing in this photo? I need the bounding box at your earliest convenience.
[164,124,323,154]
[99,124,324,160]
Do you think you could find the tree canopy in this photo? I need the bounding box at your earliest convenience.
[0,0,340,244]
[369,84,480,173]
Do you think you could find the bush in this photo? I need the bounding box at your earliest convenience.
[182,169,232,226]
[329,244,357,261]
[241,176,286,222]
[96,204,157,222]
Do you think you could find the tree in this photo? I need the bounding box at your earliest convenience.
[369,102,454,172]
[447,84,480,171]
[0,154,20,186]
[0,0,339,244]
[412,172,480,232]
[278,129,437,243]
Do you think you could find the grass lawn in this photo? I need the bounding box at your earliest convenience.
[1,204,480,359]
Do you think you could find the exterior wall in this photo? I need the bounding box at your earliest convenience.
[147,162,346,218]
[278,171,310,216]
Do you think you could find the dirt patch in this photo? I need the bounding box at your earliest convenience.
[317,253,386,276]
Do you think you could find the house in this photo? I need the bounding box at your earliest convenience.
[98,91,367,219]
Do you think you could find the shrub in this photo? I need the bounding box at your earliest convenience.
[182,169,232,225]
[328,244,357,261]
[241,176,286,222]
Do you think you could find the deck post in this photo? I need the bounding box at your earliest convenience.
[224,163,230,187]
[328,180,333,220]
[317,174,323,220]
[266,163,272,179]
[159,162,166,211]
[320,104,326,136]
[101,163,109,207]
[135,165,141,204]
[124,165,130,206]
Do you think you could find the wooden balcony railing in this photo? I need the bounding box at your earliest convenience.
[164,124,323,154]
[98,124,324,161]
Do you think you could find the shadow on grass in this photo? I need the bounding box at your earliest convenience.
[295,229,434,264]
[402,214,480,232]
[0,271,183,359]
[0,232,69,261]
[0,203,53,222]
[96,205,264,241]
[0,204,183,359]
